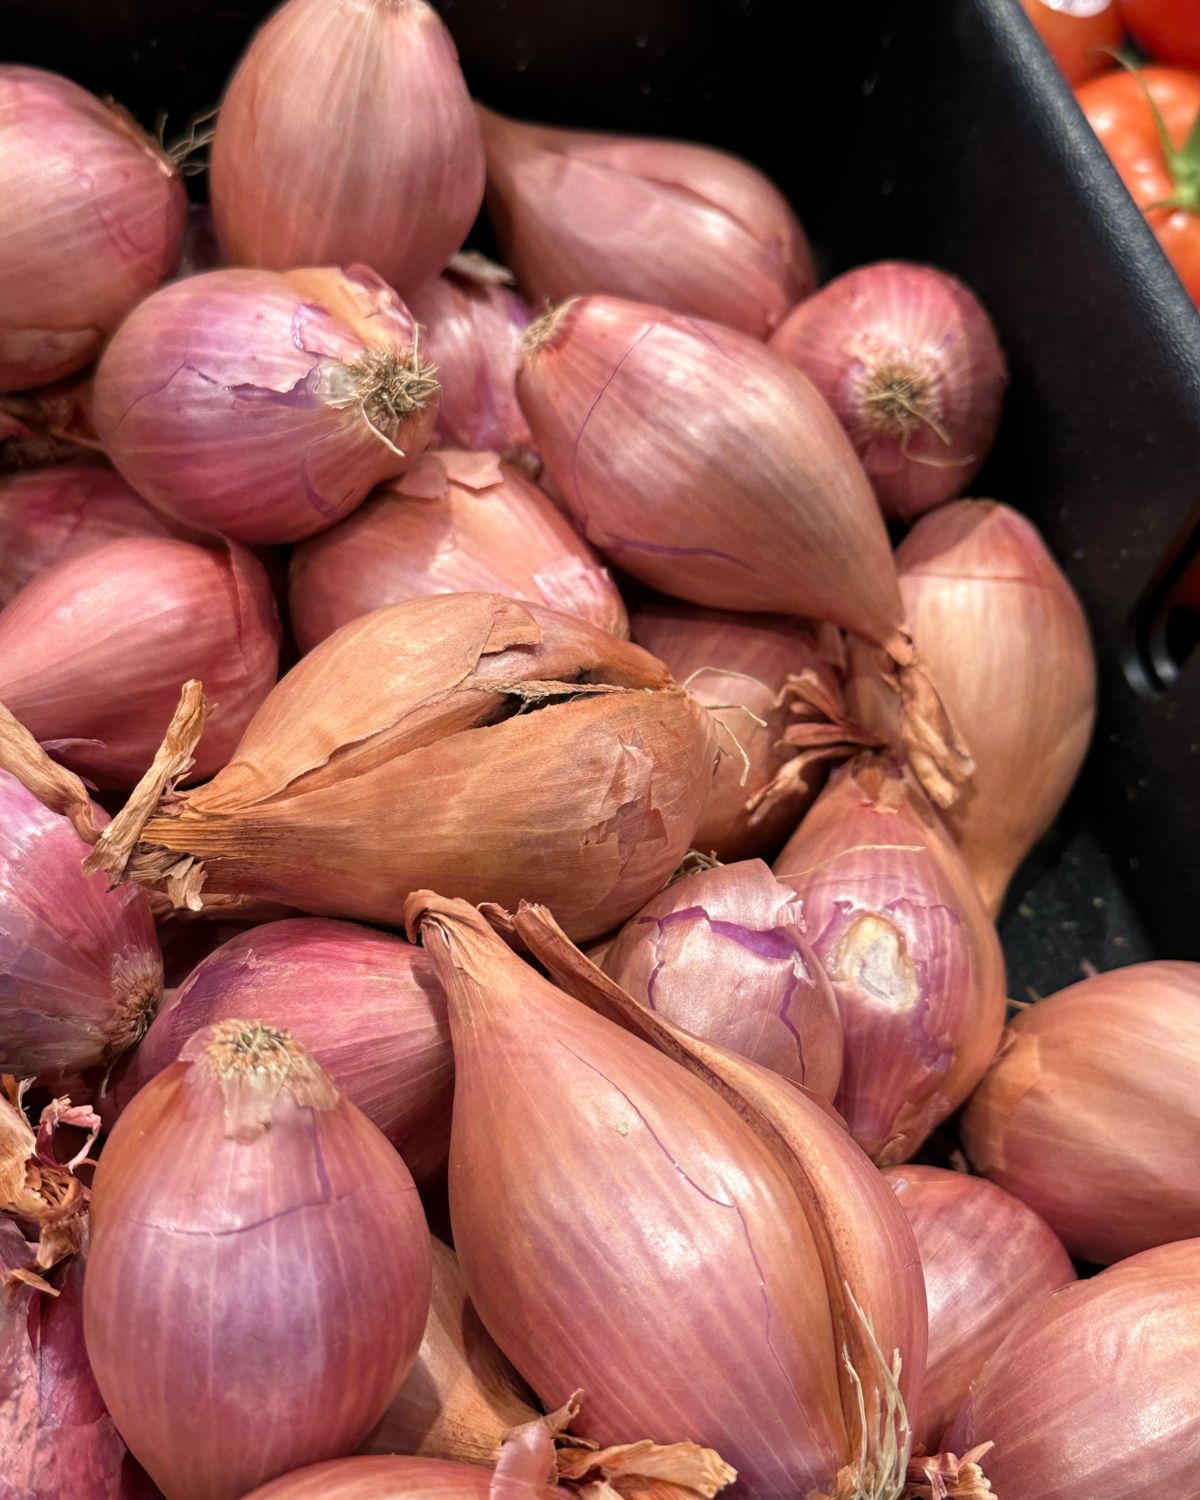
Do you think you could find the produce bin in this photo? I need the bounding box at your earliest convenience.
[7,0,1196,989]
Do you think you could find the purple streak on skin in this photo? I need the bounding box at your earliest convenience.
[637,908,809,1071]
[600,535,748,566]
[570,323,655,517]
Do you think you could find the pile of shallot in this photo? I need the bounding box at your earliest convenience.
[0,6,1194,1500]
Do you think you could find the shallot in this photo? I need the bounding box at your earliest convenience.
[0,535,279,787]
[601,859,843,1099]
[480,110,816,338]
[774,756,1007,1164]
[1,594,714,941]
[944,1238,1200,1498]
[85,1020,433,1500]
[0,770,161,1078]
[963,960,1200,1262]
[0,67,186,391]
[108,917,452,1185]
[407,256,537,470]
[210,0,484,292]
[289,451,626,652]
[93,266,440,544]
[770,262,1007,520]
[885,1164,1076,1448]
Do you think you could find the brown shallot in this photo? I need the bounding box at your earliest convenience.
[289,451,626,653]
[631,603,873,859]
[774,756,1007,1165]
[0,594,714,941]
[962,960,1200,1263]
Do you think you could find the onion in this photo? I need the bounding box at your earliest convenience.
[600,859,843,1100]
[84,1020,433,1500]
[362,1237,536,1464]
[289,451,627,653]
[244,1457,512,1500]
[93,266,440,545]
[884,1165,1076,1449]
[0,770,161,1078]
[210,0,483,293]
[407,256,537,471]
[479,110,816,339]
[0,1226,156,1499]
[107,917,452,1185]
[518,297,971,807]
[0,67,186,392]
[1,369,98,471]
[943,1238,1200,1498]
[0,535,279,788]
[7,594,714,941]
[0,463,190,607]
[962,960,1200,1263]
[407,892,927,1500]
[769,262,1007,520]
[774,756,1007,1164]
[630,603,874,860]
[896,500,1096,916]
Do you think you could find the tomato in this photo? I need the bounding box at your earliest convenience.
[1021,0,1125,85]
[1120,0,1200,70]
[1076,67,1200,303]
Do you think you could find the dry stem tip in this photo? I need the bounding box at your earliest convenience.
[524,299,577,357]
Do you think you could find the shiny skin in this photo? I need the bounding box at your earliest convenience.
[1077,66,1200,302]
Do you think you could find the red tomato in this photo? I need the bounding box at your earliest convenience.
[1120,0,1200,70]
[1021,0,1125,85]
[1076,67,1200,303]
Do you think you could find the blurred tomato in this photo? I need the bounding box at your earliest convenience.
[1021,0,1125,85]
[1077,67,1200,303]
[1120,0,1200,71]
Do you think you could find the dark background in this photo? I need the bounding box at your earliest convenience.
[6,0,1197,994]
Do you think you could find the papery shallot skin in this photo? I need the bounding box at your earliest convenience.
[774,757,1007,1164]
[409,895,922,1500]
[210,0,484,294]
[480,110,815,339]
[361,1237,536,1463]
[0,370,99,472]
[289,450,626,652]
[94,266,440,544]
[407,262,537,469]
[944,1238,1200,1498]
[770,262,1007,519]
[243,1456,497,1500]
[0,770,161,1078]
[885,1164,1076,1449]
[962,960,1200,1263]
[0,1224,156,1499]
[84,1021,432,1500]
[0,67,186,391]
[518,297,906,644]
[630,603,850,859]
[0,463,188,606]
[108,918,453,1185]
[134,594,715,941]
[601,859,843,1100]
[897,500,1096,916]
[0,535,280,788]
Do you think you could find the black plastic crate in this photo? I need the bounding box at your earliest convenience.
[5,0,1196,992]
